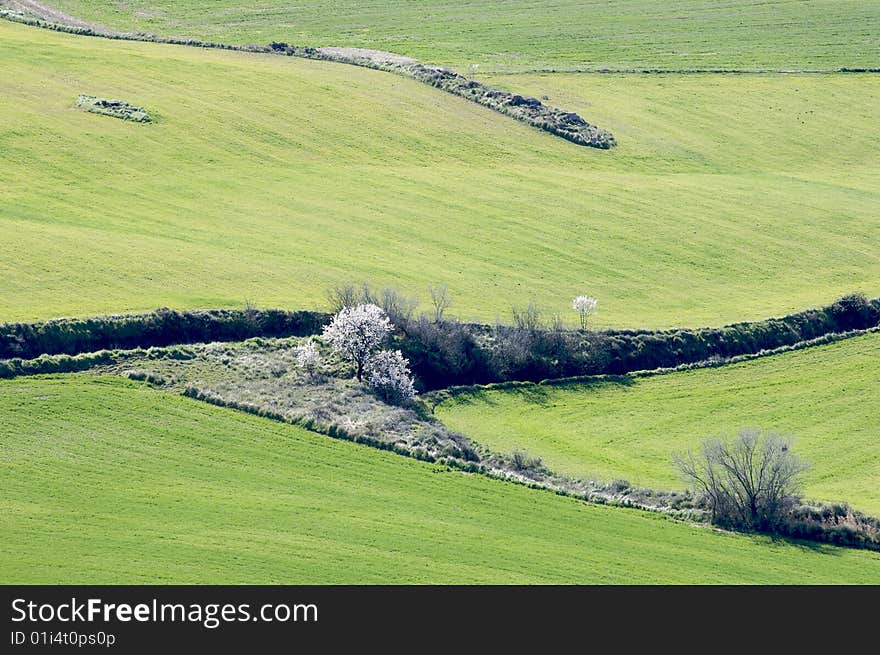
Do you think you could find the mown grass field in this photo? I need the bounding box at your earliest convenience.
[46,0,880,72]
[2,375,878,583]
[2,20,879,327]
[437,333,880,515]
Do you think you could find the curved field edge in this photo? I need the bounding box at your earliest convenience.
[17,0,880,72]
[2,296,876,373]
[2,21,880,327]
[1,375,878,584]
[0,12,616,149]
[436,332,880,515]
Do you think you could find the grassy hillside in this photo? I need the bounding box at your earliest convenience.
[437,333,880,514]
[43,0,880,72]
[2,20,879,327]
[2,375,879,583]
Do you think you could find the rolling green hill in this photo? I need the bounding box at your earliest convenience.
[437,332,880,514]
[2,375,878,583]
[2,20,879,327]
[41,0,880,72]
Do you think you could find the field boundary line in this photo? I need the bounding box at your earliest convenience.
[0,9,615,148]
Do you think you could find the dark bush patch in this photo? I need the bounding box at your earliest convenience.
[396,295,880,389]
[512,448,543,472]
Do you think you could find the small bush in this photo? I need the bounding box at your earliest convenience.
[367,349,417,405]
[609,479,631,493]
[512,449,543,472]
[294,340,323,379]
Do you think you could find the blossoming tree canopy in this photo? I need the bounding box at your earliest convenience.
[322,303,392,380]
[572,296,598,329]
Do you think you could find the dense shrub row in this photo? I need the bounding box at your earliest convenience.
[0,308,329,360]
[397,294,880,389]
[778,503,880,551]
[4,296,876,388]
[423,321,877,408]
[0,350,117,379]
[589,293,880,375]
[0,344,201,379]
[402,64,615,148]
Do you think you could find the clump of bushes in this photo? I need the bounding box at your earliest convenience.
[781,503,880,550]
[76,95,152,122]
[124,370,169,385]
[511,449,544,473]
[829,293,879,331]
[293,340,324,380]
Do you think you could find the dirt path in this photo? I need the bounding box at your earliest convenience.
[0,0,113,33]
[317,47,416,66]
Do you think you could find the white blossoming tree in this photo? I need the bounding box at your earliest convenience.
[322,303,391,380]
[294,340,323,379]
[572,295,598,329]
[367,349,417,404]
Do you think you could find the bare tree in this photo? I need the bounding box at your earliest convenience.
[547,312,565,332]
[243,297,259,331]
[328,282,416,322]
[379,287,418,325]
[428,285,451,323]
[327,284,359,314]
[674,429,810,530]
[360,281,379,306]
[511,303,542,332]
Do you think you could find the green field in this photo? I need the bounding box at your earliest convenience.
[44,0,880,72]
[437,333,880,514]
[2,3,879,586]
[2,374,878,583]
[2,20,878,327]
